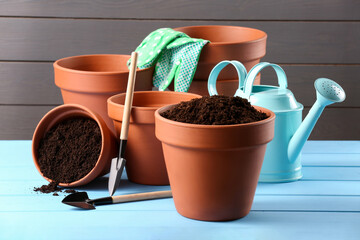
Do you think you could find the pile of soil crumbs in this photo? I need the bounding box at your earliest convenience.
[36,117,102,187]
[33,182,77,196]
[160,95,268,125]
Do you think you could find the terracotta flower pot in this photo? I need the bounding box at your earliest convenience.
[174,25,266,96]
[187,79,241,96]
[54,54,154,136]
[174,25,267,81]
[155,105,275,221]
[108,91,201,185]
[32,104,117,187]
[167,79,241,96]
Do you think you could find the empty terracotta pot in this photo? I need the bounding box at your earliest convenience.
[54,54,154,136]
[108,91,201,185]
[32,104,117,187]
[174,25,266,90]
[155,105,275,221]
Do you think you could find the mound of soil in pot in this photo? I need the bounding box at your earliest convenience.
[37,117,102,184]
[160,95,267,125]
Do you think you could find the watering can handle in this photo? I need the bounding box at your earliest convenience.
[241,62,288,99]
[208,60,247,96]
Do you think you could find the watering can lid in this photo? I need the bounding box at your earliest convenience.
[249,85,303,112]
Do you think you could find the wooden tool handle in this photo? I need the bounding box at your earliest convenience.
[120,52,138,140]
[112,190,172,204]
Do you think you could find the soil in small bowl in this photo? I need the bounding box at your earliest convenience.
[36,117,102,185]
[160,95,267,125]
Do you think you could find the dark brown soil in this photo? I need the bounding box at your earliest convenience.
[37,117,102,184]
[64,189,77,194]
[33,181,60,194]
[33,181,78,195]
[160,95,268,125]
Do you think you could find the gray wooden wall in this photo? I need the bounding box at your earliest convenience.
[0,0,359,140]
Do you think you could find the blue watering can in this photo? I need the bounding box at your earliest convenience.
[208,61,346,182]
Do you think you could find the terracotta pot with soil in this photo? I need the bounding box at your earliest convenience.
[174,25,267,96]
[32,104,117,187]
[54,54,154,136]
[108,91,201,185]
[155,96,275,221]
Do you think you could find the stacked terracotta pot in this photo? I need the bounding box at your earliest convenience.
[32,25,274,221]
[107,91,201,185]
[175,26,267,96]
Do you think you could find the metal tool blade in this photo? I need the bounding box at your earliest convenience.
[61,192,96,210]
[108,157,126,196]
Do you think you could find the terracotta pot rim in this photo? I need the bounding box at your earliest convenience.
[155,104,275,129]
[32,104,107,187]
[108,91,202,112]
[53,54,152,75]
[174,25,267,45]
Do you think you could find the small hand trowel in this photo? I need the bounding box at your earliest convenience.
[108,52,138,196]
[62,190,172,210]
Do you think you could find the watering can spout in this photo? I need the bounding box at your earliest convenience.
[287,100,325,163]
[288,78,345,163]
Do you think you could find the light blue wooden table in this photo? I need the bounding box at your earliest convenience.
[0,141,359,240]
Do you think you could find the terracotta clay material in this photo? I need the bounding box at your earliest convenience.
[168,78,260,96]
[108,91,201,185]
[54,54,154,136]
[32,104,117,187]
[174,25,266,83]
[155,105,275,221]
[189,78,256,96]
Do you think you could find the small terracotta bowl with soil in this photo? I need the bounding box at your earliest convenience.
[107,91,201,185]
[32,104,117,187]
[155,96,275,221]
[174,25,266,96]
[54,54,154,136]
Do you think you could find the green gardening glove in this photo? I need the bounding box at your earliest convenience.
[153,37,208,92]
[128,28,187,69]
[128,28,209,92]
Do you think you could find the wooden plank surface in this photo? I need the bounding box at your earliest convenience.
[0,211,358,240]
[261,65,359,108]
[0,62,62,105]
[0,141,359,240]
[0,1,358,141]
[1,194,360,212]
[302,140,360,153]
[4,178,360,198]
[0,18,359,63]
[0,105,55,140]
[0,106,358,140]
[1,62,358,107]
[2,141,360,196]
[302,108,360,140]
[3,162,360,181]
[0,0,359,20]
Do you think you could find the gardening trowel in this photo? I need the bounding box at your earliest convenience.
[62,190,172,210]
[108,52,138,196]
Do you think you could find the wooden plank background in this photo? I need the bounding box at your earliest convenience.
[0,0,359,140]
